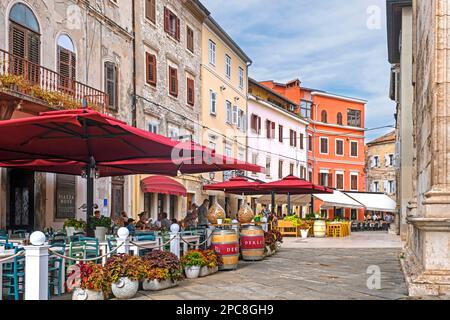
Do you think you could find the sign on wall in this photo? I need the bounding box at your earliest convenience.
[55,174,76,219]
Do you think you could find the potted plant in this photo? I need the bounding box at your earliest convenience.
[105,254,145,299]
[64,218,86,237]
[180,250,205,279]
[142,250,184,291]
[88,216,112,241]
[199,249,222,277]
[72,262,110,300]
[297,220,310,239]
[272,230,283,250]
[264,231,277,257]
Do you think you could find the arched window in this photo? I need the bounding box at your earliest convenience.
[57,34,76,91]
[321,110,327,123]
[9,3,40,63]
[337,112,343,125]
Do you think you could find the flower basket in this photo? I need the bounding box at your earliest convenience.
[105,254,145,299]
[181,251,205,279]
[72,288,104,301]
[142,251,184,291]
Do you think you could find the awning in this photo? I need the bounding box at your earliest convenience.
[314,190,364,209]
[141,175,187,197]
[344,192,397,212]
[256,194,310,205]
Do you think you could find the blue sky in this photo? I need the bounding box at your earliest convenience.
[202,0,395,142]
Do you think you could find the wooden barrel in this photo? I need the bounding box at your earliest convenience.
[211,229,239,270]
[240,225,265,261]
[313,220,326,238]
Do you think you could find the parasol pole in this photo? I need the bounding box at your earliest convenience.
[83,97,95,218]
[287,192,291,216]
[271,191,275,215]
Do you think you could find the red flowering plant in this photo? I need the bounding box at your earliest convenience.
[272,230,283,243]
[142,250,184,282]
[105,254,146,284]
[201,249,222,268]
[264,231,277,251]
[78,262,111,297]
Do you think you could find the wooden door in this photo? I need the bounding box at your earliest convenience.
[9,169,35,232]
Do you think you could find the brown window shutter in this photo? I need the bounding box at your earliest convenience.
[174,68,178,95]
[251,115,256,131]
[300,133,304,149]
[146,0,156,23]
[271,122,275,138]
[176,17,180,41]
[169,67,178,97]
[58,46,76,92]
[258,116,261,134]
[328,174,332,188]
[146,53,156,86]
[187,78,194,106]
[164,7,169,32]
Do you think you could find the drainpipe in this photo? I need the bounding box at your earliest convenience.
[131,0,137,128]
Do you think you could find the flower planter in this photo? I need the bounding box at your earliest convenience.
[142,279,178,291]
[300,229,309,239]
[276,241,282,251]
[199,266,210,277]
[72,288,104,300]
[209,266,219,274]
[66,227,84,238]
[111,277,139,299]
[184,266,201,279]
[265,246,272,257]
[94,227,108,241]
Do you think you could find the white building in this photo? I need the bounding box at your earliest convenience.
[247,79,308,214]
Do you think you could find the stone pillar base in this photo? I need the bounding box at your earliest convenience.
[400,247,450,296]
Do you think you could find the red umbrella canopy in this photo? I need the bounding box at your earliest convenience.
[203,177,269,195]
[0,109,201,162]
[258,175,333,194]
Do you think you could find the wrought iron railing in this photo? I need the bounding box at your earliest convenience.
[0,48,108,112]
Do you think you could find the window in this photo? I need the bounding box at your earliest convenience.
[168,126,179,140]
[265,157,271,177]
[351,209,357,220]
[320,137,328,154]
[350,141,358,157]
[208,40,216,66]
[146,53,157,86]
[387,154,395,166]
[238,109,244,129]
[350,173,358,191]
[336,172,344,190]
[104,62,118,110]
[308,135,313,151]
[239,67,244,89]
[319,172,332,187]
[308,170,313,182]
[233,106,238,125]
[9,3,40,79]
[290,163,295,176]
[278,125,283,143]
[250,114,261,134]
[145,0,156,23]
[347,109,362,127]
[337,112,343,125]
[209,90,217,115]
[186,26,194,53]
[387,180,395,194]
[208,139,216,152]
[266,120,275,139]
[372,181,379,192]
[300,100,312,118]
[57,35,76,92]
[224,145,233,181]
[335,139,344,156]
[225,55,231,79]
[252,153,258,175]
[299,133,304,150]
[186,77,194,106]
[148,121,158,133]
[164,7,180,41]
[226,101,232,123]
[278,160,283,179]
[300,166,306,179]
[321,110,328,123]
[290,130,297,147]
[168,66,178,97]
[372,155,380,167]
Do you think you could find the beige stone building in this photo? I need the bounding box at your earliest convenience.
[132,0,209,221]
[387,0,450,296]
[0,0,134,231]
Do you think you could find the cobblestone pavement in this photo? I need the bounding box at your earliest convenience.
[133,247,407,300]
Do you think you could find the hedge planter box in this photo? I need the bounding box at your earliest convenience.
[111,277,139,299]
[72,288,104,300]
[184,266,201,279]
[142,279,178,291]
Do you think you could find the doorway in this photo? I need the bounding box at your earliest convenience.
[9,169,35,232]
[111,177,124,219]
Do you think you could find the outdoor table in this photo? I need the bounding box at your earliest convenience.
[0,249,15,300]
[129,240,158,256]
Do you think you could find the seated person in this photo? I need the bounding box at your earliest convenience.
[135,212,148,230]
[125,218,136,235]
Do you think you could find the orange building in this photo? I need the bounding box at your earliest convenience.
[261,80,367,220]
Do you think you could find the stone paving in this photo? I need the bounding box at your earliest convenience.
[132,232,408,300]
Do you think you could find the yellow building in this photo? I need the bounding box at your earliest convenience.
[200,17,252,216]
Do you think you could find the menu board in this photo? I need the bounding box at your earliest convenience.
[55,174,76,219]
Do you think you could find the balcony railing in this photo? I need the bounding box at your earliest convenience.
[0,48,108,113]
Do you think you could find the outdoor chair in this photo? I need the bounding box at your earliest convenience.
[0,230,6,237]
[134,234,156,257]
[0,235,8,245]
[12,229,26,238]
[106,235,117,257]
[79,237,99,263]
[69,232,85,243]
[49,232,67,245]
[68,241,86,266]
[2,247,25,300]
[48,243,66,297]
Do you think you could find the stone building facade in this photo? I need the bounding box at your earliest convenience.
[388,0,450,296]
[0,0,134,231]
[132,0,209,221]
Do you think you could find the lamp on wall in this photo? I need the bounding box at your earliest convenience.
[220,85,226,91]
[209,172,216,181]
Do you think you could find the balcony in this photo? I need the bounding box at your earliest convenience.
[0,48,108,118]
